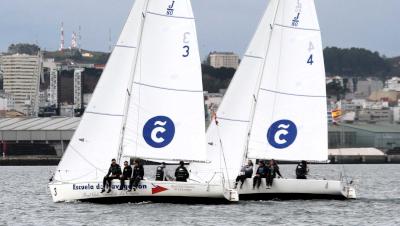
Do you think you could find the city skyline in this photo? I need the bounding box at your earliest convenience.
[0,0,399,58]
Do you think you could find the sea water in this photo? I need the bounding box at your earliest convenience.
[1,164,399,226]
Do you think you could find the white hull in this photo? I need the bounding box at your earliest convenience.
[49,180,238,203]
[236,178,356,200]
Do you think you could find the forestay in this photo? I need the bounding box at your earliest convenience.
[122,0,207,162]
[247,0,328,161]
[54,0,147,182]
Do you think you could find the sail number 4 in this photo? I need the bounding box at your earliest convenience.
[307,54,314,65]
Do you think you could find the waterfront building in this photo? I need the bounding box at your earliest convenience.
[73,68,84,110]
[358,108,392,123]
[393,107,400,123]
[369,90,400,105]
[208,51,239,69]
[0,92,15,112]
[355,79,383,98]
[329,123,400,149]
[1,53,42,116]
[385,77,400,92]
[83,93,92,108]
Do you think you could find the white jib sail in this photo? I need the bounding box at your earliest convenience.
[247,0,328,161]
[54,0,147,182]
[122,0,207,162]
[190,0,280,181]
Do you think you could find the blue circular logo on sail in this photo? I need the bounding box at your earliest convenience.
[143,116,175,148]
[267,120,297,149]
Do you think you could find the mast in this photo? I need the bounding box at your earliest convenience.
[240,0,281,166]
[117,0,151,163]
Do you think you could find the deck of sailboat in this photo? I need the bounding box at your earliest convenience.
[48,180,238,203]
[235,178,353,200]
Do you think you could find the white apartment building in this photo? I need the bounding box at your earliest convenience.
[1,53,42,116]
[208,52,239,69]
[0,92,15,111]
[385,77,400,92]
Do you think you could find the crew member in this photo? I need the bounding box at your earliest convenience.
[266,159,283,189]
[234,160,253,189]
[101,158,122,193]
[175,161,189,182]
[129,159,144,191]
[119,161,132,190]
[296,160,309,179]
[253,160,267,189]
[155,162,167,181]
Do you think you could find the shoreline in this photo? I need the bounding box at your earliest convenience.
[1,155,400,166]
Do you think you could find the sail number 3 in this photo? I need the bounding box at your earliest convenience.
[182,32,191,57]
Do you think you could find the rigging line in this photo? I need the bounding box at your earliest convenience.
[241,0,282,165]
[117,0,151,162]
[68,145,107,174]
[339,123,348,183]
[215,122,232,189]
[54,170,95,183]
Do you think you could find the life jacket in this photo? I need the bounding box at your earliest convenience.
[244,165,253,178]
[296,164,306,177]
[109,164,121,176]
[155,166,165,181]
[176,167,189,181]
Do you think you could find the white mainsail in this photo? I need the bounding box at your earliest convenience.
[191,0,280,180]
[54,0,147,182]
[121,0,207,162]
[247,0,328,161]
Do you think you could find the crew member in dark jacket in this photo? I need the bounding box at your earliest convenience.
[119,161,132,190]
[101,158,122,193]
[234,160,253,189]
[129,159,144,191]
[296,160,308,179]
[155,162,167,181]
[253,160,267,189]
[266,159,283,189]
[175,161,189,182]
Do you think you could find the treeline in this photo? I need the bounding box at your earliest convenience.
[43,49,110,64]
[5,43,110,64]
[202,65,236,93]
[8,43,40,55]
[323,47,393,77]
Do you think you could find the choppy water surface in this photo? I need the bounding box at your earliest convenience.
[1,164,400,225]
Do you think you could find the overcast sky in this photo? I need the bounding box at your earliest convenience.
[1,0,399,58]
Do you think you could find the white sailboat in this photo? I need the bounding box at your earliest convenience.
[191,0,356,200]
[49,0,238,203]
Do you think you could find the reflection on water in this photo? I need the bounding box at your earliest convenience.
[1,164,400,225]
